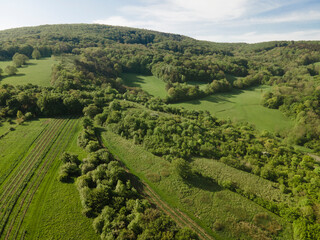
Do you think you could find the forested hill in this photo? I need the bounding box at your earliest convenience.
[0,24,320,151]
[1,24,320,239]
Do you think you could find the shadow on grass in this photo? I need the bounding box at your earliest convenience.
[1,73,26,80]
[180,85,269,106]
[122,73,150,88]
[25,62,37,66]
[186,172,222,193]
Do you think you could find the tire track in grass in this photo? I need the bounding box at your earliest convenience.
[0,118,62,205]
[142,183,213,240]
[0,118,63,218]
[0,118,62,229]
[0,122,49,187]
[0,118,66,236]
[5,118,78,240]
[0,118,64,236]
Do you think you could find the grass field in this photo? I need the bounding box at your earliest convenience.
[122,73,168,98]
[174,85,294,132]
[0,121,16,137]
[21,118,98,240]
[0,118,98,240]
[102,129,293,240]
[121,74,293,132]
[0,58,56,87]
[192,158,291,203]
[0,119,48,186]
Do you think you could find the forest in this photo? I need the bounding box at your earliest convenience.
[0,24,320,240]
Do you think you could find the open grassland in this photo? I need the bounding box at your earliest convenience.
[122,73,168,98]
[21,118,98,240]
[0,58,56,87]
[102,129,293,240]
[192,158,291,204]
[0,121,16,137]
[0,119,49,186]
[121,74,293,132]
[0,118,98,240]
[174,85,294,132]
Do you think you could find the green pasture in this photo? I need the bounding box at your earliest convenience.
[0,119,48,186]
[122,73,168,98]
[102,129,293,240]
[192,158,291,203]
[22,118,98,240]
[0,58,56,87]
[0,120,16,136]
[174,85,294,132]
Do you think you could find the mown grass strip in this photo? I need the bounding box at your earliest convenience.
[0,119,63,213]
[5,118,77,240]
[0,118,67,235]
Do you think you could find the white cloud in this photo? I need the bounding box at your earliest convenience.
[93,0,320,42]
[247,10,320,24]
[196,30,320,43]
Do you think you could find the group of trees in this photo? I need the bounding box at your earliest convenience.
[88,99,320,238]
[1,24,320,239]
[59,118,198,239]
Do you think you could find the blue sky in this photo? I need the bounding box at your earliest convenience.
[0,0,319,43]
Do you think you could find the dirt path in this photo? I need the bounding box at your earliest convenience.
[97,134,214,240]
[308,153,320,163]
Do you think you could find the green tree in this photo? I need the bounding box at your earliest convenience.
[5,65,18,75]
[31,49,41,59]
[12,53,29,67]
[172,158,192,179]
[0,67,3,77]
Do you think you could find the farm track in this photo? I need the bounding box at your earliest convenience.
[0,123,48,187]
[97,135,214,240]
[142,183,214,240]
[0,119,62,205]
[0,118,68,238]
[4,118,78,240]
[0,118,63,230]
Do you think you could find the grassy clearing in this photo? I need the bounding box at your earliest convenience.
[0,119,49,186]
[192,158,290,203]
[0,118,98,240]
[174,85,294,132]
[0,58,56,87]
[0,118,67,238]
[20,118,98,240]
[0,121,16,136]
[102,129,293,240]
[187,81,208,90]
[122,73,168,98]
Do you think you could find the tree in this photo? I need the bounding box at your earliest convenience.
[32,49,41,59]
[172,158,192,179]
[12,53,29,67]
[0,67,3,77]
[5,65,18,75]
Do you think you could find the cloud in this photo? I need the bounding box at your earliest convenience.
[93,0,320,42]
[247,10,320,24]
[196,30,320,43]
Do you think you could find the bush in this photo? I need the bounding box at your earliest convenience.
[58,162,81,182]
[86,140,100,152]
[172,158,192,180]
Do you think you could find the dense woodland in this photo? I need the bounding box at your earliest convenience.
[0,24,320,239]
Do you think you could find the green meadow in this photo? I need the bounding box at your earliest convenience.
[0,118,98,240]
[0,58,56,87]
[22,118,98,240]
[102,129,293,240]
[122,73,168,98]
[121,73,293,132]
[174,85,294,132]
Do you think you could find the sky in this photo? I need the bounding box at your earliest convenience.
[0,0,319,43]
